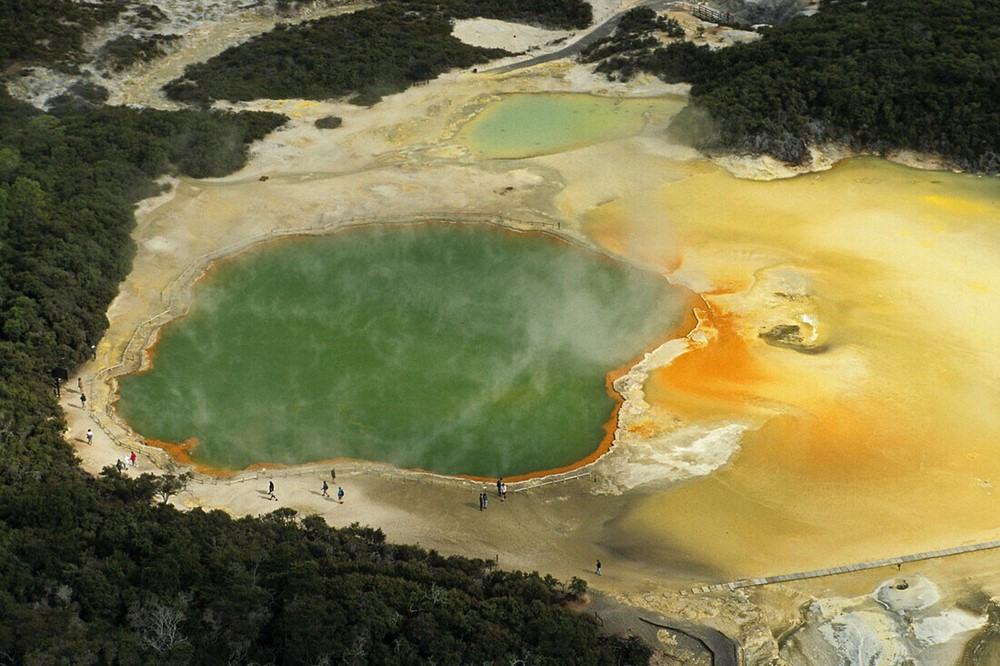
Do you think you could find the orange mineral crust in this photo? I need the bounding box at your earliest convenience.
[587,157,1000,577]
[645,310,772,420]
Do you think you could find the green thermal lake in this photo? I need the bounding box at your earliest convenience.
[460,93,687,159]
[116,224,687,476]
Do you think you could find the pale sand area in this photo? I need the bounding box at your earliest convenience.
[60,5,1000,662]
[73,63,711,595]
[452,19,573,53]
[450,0,641,54]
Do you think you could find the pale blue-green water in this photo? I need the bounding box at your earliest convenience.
[460,93,687,159]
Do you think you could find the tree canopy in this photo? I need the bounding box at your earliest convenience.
[0,0,126,66]
[164,0,593,105]
[585,0,1000,172]
[0,32,647,666]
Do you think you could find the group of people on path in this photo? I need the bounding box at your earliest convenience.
[114,452,137,472]
[76,377,87,410]
[71,378,140,472]
[265,478,345,503]
[320,480,344,503]
[480,477,508,510]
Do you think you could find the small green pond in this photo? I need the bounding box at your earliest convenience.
[460,93,686,159]
[116,224,686,477]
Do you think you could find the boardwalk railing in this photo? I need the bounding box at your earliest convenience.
[511,470,592,492]
[691,4,738,26]
[683,539,1000,595]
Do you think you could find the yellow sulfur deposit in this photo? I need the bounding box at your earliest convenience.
[587,158,1000,577]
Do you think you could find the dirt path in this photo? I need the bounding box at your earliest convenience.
[485,0,681,74]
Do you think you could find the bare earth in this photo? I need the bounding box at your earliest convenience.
[71,59,701,592]
[60,5,1000,664]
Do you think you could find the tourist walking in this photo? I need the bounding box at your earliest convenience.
[496,477,503,496]
[330,468,336,482]
[80,393,86,409]
[500,481,507,501]
[268,481,277,501]
[478,492,484,510]
[116,459,125,472]
[77,377,83,392]
[337,486,344,503]
[322,480,329,497]
[129,451,137,467]
[86,428,93,445]
[596,560,602,576]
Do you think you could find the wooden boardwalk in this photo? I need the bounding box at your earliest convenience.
[683,539,1000,595]
[691,4,739,26]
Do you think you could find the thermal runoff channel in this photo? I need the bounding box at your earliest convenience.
[116,224,688,476]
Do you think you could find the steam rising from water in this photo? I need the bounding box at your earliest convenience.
[117,224,688,476]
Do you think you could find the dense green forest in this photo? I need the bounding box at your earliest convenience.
[0,87,649,662]
[0,0,126,66]
[98,34,183,72]
[165,0,592,105]
[579,8,683,65]
[0,0,649,653]
[585,0,1000,172]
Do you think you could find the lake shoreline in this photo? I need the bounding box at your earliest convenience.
[114,218,702,481]
[60,13,1000,662]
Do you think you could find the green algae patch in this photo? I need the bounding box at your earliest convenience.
[116,224,687,477]
[460,93,686,159]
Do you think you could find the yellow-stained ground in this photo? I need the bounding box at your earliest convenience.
[62,14,1000,658]
[586,159,1000,577]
